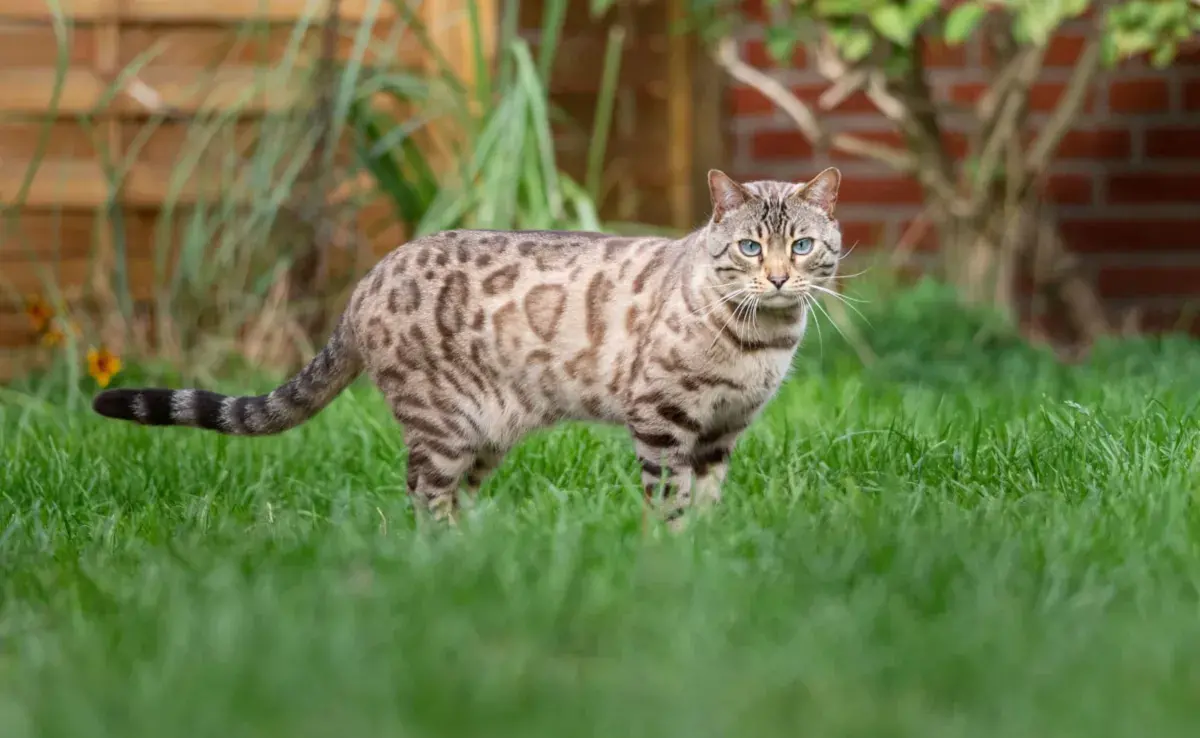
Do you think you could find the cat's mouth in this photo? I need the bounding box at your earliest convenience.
[755,291,804,310]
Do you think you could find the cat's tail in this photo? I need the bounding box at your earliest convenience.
[91,315,362,436]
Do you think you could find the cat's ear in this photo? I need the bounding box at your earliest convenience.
[708,169,752,223]
[792,167,841,215]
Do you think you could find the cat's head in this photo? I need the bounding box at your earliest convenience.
[703,168,842,310]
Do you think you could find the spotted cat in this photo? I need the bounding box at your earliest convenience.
[93,168,844,527]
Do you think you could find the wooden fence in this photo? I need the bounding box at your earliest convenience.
[518,0,725,228]
[0,0,722,381]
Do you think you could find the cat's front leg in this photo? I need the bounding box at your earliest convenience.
[630,429,697,530]
[690,427,742,511]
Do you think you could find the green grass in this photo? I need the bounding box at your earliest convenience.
[4,280,1200,737]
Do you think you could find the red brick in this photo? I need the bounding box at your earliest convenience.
[1108,173,1200,204]
[949,82,1094,113]
[941,131,969,157]
[1109,79,1171,114]
[751,130,813,159]
[1145,127,1200,158]
[1175,43,1200,65]
[792,85,878,113]
[922,38,967,68]
[742,38,806,69]
[1044,33,1088,66]
[804,130,952,166]
[1096,265,1200,299]
[1186,79,1200,111]
[982,32,1086,67]
[948,82,984,105]
[741,0,766,20]
[1132,306,1200,337]
[1060,219,1200,252]
[1040,173,1093,205]
[836,220,887,249]
[838,176,924,205]
[1053,129,1131,159]
[1028,83,1096,113]
[729,85,774,116]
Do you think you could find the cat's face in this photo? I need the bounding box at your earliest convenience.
[703,168,842,311]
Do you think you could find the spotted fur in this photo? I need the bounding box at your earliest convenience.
[92,168,844,528]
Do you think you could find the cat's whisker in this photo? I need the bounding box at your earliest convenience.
[751,298,765,341]
[808,285,871,324]
[690,288,749,319]
[808,293,857,347]
[829,266,872,281]
[706,289,753,355]
[738,293,758,337]
[803,294,826,356]
[809,284,868,305]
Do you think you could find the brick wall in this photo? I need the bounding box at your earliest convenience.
[724,18,1200,335]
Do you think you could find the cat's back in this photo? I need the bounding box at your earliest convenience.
[349,227,680,367]
[369,227,678,313]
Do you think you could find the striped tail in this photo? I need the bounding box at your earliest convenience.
[92,317,362,436]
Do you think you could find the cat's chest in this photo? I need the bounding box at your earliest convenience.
[723,350,794,400]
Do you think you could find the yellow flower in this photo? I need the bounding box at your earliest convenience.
[25,296,54,333]
[87,346,122,389]
[41,326,65,347]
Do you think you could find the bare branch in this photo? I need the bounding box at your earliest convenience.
[1024,36,1102,182]
[863,72,910,124]
[889,203,939,270]
[714,37,823,142]
[829,133,918,171]
[974,51,1025,124]
[713,37,919,172]
[812,35,908,123]
[884,39,959,202]
[818,68,869,111]
[811,35,849,78]
[969,46,1044,209]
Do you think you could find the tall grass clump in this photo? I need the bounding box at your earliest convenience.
[348,0,622,236]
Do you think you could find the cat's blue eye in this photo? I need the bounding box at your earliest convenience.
[738,239,762,257]
[792,237,815,256]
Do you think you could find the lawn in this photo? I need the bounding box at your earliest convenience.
[3,281,1200,738]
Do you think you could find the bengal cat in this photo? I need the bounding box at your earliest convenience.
[92,167,844,528]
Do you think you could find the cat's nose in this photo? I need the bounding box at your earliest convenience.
[767,275,787,290]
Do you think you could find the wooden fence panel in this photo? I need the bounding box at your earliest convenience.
[519,0,725,229]
[0,0,490,381]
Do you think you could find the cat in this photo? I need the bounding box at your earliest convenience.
[92,167,844,528]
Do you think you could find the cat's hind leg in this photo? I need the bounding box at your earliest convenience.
[389,392,485,524]
[464,445,508,496]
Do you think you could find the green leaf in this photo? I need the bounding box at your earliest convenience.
[944,2,986,45]
[830,25,874,62]
[1151,40,1179,67]
[1099,33,1122,68]
[589,0,618,17]
[765,24,800,65]
[1063,0,1090,17]
[869,5,913,45]
[815,0,864,15]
